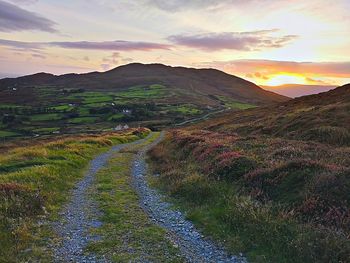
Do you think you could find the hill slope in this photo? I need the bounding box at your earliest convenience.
[0,63,287,139]
[200,83,350,145]
[0,63,287,106]
[148,83,350,262]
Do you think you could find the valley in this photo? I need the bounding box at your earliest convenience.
[0,64,285,140]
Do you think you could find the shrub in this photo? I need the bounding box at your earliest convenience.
[0,183,44,218]
[301,126,350,145]
[213,153,257,181]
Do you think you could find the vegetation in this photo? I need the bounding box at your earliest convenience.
[88,132,183,262]
[202,84,350,146]
[216,96,256,109]
[149,129,350,262]
[0,63,290,139]
[0,128,150,262]
[0,85,214,139]
[148,85,350,262]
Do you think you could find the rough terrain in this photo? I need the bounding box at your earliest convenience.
[52,132,244,262]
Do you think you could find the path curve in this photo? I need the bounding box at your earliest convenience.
[132,132,246,263]
[52,133,153,262]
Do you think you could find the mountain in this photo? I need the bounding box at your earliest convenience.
[0,63,288,138]
[0,63,288,106]
[262,84,336,98]
[196,83,350,145]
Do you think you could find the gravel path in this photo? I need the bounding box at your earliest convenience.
[52,134,153,263]
[132,132,247,263]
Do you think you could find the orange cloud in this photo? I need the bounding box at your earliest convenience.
[196,59,350,86]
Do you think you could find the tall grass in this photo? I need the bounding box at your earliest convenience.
[148,130,350,262]
[0,128,150,262]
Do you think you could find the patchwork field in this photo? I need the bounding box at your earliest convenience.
[0,82,259,140]
[0,63,288,140]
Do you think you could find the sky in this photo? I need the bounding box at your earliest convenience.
[0,0,350,88]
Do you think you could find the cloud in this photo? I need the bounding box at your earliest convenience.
[199,59,350,78]
[9,0,38,5]
[0,0,56,32]
[168,30,297,51]
[0,39,172,51]
[101,52,134,71]
[50,41,172,51]
[305,77,330,85]
[31,53,46,59]
[145,0,249,12]
[0,39,43,50]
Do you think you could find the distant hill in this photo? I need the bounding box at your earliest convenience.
[0,63,288,106]
[0,63,288,138]
[196,83,350,145]
[262,84,336,98]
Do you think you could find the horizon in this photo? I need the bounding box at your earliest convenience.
[0,0,350,96]
[0,61,343,98]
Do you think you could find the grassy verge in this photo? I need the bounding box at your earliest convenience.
[88,132,183,262]
[0,128,150,262]
[148,131,350,262]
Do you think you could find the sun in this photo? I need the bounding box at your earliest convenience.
[266,74,306,86]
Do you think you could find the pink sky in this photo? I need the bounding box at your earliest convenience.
[0,0,349,91]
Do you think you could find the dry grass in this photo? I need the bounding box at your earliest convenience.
[0,128,150,262]
[148,128,350,262]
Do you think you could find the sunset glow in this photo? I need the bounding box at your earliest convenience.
[0,0,349,89]
[266,74,306,86]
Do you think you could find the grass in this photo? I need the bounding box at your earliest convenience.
[50,104,74,111]
[32,127,60,134]
[117,84,168,99]
[0,83,220,139]
[167,104,203,115]
[30,113,62,122]
[217,96,256,109]
[0,128,150,262]
[68,116,99,124]
[148,130,350,262]
[203,85,350,146]
[107,113,124,121]
[0,130,20,138]
[87,132,183,262]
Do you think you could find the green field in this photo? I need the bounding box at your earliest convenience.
[30,113,62,122]
[0,84,241,139]
[217,96,256,109]
[32,127,60,134]
[108,113,124,121]
[0,130,19,138]
[68,117,99,124]
[117,84,167,99]
[167,104,203,115]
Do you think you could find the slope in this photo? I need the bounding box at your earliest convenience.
[148,84,350,262]
[0,63,288,139]
[200,83,350,145]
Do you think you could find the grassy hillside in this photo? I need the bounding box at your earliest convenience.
[0,63,287,140]
[0,128,150,262]
[200,84,350,146]
[148,84,350,262]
